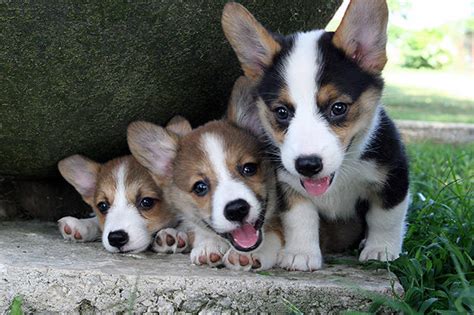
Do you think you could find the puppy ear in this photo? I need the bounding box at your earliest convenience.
[127,121,177,180]
[222,2,281,81]
[332,0,388,74]
[58,155,100,205]
[165,115,192,137]
[226,76,263,136]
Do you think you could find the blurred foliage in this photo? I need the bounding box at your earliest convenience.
[399,28,454,69]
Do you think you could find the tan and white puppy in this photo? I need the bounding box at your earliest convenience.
[57,120,191,254]
[128,107,283,271]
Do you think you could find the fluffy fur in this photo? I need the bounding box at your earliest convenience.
[222,0,409,271]
[128,92,284,271]
[57,118,192,254]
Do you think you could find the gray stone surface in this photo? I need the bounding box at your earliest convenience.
[0,221,402,313]
[397,120,474,144]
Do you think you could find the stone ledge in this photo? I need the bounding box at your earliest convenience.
[396,120,474,144]
[0,221,402,313]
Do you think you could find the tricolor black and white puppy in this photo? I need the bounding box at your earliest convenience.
[128,108,283,271]
[57,119,191,254]
[222,0,409,270]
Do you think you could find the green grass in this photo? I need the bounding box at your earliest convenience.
[382,68,474,124]
[373,142,474,313]
[9,296,23,315]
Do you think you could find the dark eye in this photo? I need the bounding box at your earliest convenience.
[192,181,209,197]
[330,102,348,117]
[139,197,155,210]
[97,201,109,214]
[274,106,290,121]
[241,163,257,177]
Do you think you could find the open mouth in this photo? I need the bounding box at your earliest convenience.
[222,215,264,252]
[300,172,335,197]
[224,224,263,252]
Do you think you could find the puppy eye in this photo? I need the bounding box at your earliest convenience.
[139,197,155,210]
[274,106,290,121]
[192,181,209,197]
[241,163,257,177]
[97,201,109,214]
[330,102,348,117]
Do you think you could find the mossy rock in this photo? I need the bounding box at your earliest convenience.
[0,1,340,178]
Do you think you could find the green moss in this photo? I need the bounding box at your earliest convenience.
[0,1,341,178]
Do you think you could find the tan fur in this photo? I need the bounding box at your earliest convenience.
[172,121,271,222]
[332,0,388,73]
[329,88,381,148]
[59,155,176,233]
[221,2,281,81]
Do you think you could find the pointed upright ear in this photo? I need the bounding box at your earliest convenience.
[165,115,192,137]
[222,2,281,81]
[127,121,178,180]
[58,155,100,205]
[332,0,388,74]
[226,76,263,136]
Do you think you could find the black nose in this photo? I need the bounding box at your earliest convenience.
[224,199,250,222]
[295,155,323,177]
[108,230,129,248]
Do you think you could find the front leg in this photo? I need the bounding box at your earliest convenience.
[359,195,409,262]
[278,200,322,271]
[58,216,101,242]
[190,226,229,267]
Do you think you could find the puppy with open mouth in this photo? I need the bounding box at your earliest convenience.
[222,0,410,271]
[127,88,283,271]
[57,119,191,254]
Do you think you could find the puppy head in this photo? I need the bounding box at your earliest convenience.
[128,117,273,252]
[58,155,175,253]
[222,1,387,197]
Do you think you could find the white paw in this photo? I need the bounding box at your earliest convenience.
[223,248,277,271]
[57,216,98,242]
[190,239,229,267]
[277,249,322,271]
[359,246,399,262]
[152,228,189,254]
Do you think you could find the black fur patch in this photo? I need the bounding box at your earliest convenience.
[258,34,295,106]
[362,109,409,209]
[317,32,384,125]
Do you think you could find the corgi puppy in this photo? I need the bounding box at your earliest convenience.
[222,0,409,271]
[57,119,191,254]
[127,112,283,271]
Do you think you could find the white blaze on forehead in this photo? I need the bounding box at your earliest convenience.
[102,162,150,253]
[201,132,261,233]
[280,30,344,177]
[285,30,324,112]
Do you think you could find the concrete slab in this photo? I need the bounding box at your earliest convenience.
[397,120,474,144]
[0,221,402,313]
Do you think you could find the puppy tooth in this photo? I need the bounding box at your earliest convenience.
[64,225,72,235]
[166,234,175,246]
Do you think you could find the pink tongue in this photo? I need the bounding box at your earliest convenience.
[231,223,259,249]
[302,176,331,196]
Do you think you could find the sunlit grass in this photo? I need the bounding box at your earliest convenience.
[382,68,474,124]
[371,142,474,313]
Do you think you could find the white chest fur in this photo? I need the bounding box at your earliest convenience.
[278,156,386,219]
